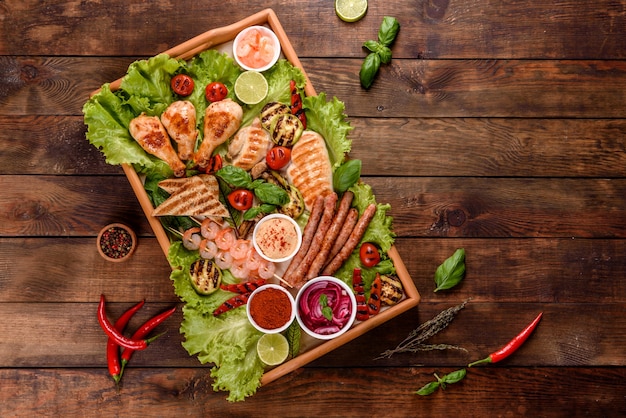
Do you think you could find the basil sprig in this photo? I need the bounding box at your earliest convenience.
[434,248,466,292]
[415,369,467,396]
[359,16,400,89]
[319,294,333,321]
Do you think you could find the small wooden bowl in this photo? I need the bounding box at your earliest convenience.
[96,223,137,262]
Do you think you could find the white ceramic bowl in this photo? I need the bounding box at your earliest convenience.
[247,284,296,333]
[232,25,281,72]
[295,276,357,340]
[252,213,302,263]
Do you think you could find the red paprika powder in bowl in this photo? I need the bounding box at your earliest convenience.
[247,284,296,334]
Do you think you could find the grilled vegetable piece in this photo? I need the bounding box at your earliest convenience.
[189,259,223,295]
[268,113,304,147]
[262,170,305,218]
[380,274,404,305]
[260,101,291,130]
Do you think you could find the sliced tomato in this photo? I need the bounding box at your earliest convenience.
[227,189,254,211]
[171,74,194,96]
[266,146,291,170]
[359,242,381,267]
[197,154,223,174]
[205,81,228,102]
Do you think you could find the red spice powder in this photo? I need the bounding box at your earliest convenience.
[249,288,292,330]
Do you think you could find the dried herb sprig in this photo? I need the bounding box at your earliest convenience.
[375,299,470,359]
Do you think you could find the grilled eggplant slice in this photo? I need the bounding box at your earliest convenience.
[380,274,404,305]
[189,259,222,295]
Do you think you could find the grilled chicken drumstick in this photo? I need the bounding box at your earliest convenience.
[161,100,198,161]
[227,117,272,171]
[194,98,243,168]
[129,114,186,177]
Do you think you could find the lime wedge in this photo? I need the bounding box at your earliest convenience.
[234,71,268,105]
[256,333,289,366]
[335,0,368,23]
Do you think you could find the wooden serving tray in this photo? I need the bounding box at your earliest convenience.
[110,8,420,386]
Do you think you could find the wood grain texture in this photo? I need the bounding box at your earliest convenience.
[0,367,624,416]
[1,0,625,414]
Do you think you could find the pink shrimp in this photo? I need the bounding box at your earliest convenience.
[215,227,236,251]
[257,260,276,280]
[200,219,222,240]
[182,227,202,251]
[199,239,218,260]
[229,239,251,261]
[215,250,233,270]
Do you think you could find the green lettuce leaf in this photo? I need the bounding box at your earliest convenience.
[120,53,183,115]
[304,93,353,170]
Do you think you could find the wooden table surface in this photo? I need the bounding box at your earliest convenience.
[1,1,625,416]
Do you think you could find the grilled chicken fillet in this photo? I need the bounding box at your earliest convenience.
[129,114,186,177]
[194,98,243,168]
[286,130,333,210]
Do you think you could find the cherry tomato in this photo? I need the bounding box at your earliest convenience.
[266,146,291,170]
[197,154,223,174]
[359,242,381,267]
[170,74,194,96]
[205,81,228,102]
[227,189,254,211]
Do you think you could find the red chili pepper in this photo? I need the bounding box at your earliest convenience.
[220,279,267,294]
[213,292,251,316]
[367,273,382,316]
[468,312,543,367]
[352,269,369,321]
[289,79,306,129]
[120,306,176,369]
[97,294,149,351]
[107,300,144,383]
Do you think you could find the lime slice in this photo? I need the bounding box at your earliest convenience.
[335,0,368,23]
[256,333,289,366]
[234,71,268,105]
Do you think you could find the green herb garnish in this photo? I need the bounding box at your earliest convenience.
[415,369,467,396]
[319,294,333,321]
[434,248,466,292]
[359,16,400,89]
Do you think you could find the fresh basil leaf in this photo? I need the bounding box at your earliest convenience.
[253,182,289,206]
[378,16,400,47]
[441,368,466,384]
[434,248,466,292]
[359,53,381,89]
[243,206,263,220]
[215,165,252,188]
[333,159,362,193]
[415,381,440,396]
[363,40,380,53]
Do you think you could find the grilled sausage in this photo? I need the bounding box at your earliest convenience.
[306,191,354,279]
[290,192,338,288]
[324,208,359,266]
[283,194,325,284]
[321,203,377,276]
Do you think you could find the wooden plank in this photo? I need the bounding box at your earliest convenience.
[1,1,625,59]
[0,302,623,368]
[0,367,624,416]
[2,237,625,304]
[2,57,626,118]
[4,116,626,178]
[367,177,626,238]
[306,59,626,118]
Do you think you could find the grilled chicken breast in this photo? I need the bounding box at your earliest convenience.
[161,100,198,161]
[286,130,333,210]
[129,114,186,177]
[227,118,272,171]
[194,98,243,168]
